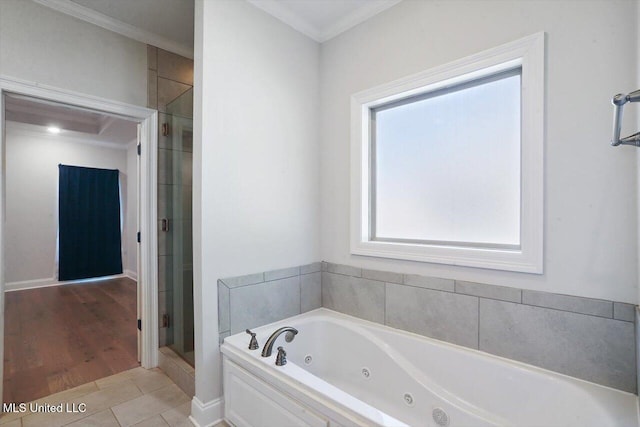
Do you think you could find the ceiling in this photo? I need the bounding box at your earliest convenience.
[34,0,401,53]
[4,95,138,148]
[247,0,402,42]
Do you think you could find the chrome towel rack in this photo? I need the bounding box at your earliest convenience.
[611,89,640,147]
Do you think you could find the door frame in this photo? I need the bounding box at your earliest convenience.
[0,76,159,396]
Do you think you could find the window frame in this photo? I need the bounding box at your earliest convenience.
[350,33,544,273]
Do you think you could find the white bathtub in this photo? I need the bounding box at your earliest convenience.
[221,308,639,427]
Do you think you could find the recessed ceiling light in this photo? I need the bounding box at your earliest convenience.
[47,126,61,134]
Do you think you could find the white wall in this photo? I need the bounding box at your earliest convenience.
[0,0,147,107]
[320,0,639,303]
[5,123,136,286]
[193,0,320,421]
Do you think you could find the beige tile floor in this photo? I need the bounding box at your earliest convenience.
[0,367,228,427]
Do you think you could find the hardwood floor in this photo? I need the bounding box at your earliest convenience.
[3,277,139,404]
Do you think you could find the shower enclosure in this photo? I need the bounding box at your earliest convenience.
[159,88,194,366]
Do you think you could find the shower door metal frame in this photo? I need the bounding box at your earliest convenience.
[0,76,160,399]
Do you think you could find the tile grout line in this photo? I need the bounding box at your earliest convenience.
[155,68,159,111]
[109,408,123,427]
[389,279,455,293]
[157,74,194,88]
[159,411,171,426]
[516,300,633,321]
[477,297,480,350]
[263,274,300,283]
[298,273,302,314]
[383,283,387,325]
[320,270,324,308]
[519,301,616,320]
[227,281,231,337]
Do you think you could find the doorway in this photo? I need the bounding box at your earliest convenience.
[0,77,159,401]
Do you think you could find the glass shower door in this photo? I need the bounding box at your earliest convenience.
[162,88,194,366]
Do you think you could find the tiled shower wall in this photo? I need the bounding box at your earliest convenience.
[219,261,637,394]
[147,46,193,113]
[147,46,194,347]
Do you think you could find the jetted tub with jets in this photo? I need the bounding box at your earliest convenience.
[220,308,639,427]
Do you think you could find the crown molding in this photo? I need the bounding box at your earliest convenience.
[32,0,193,59]
[319,0,402,43]
[246,0,321,41]
[246,0,402,43]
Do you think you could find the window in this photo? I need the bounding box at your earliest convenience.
[350,33,544,273]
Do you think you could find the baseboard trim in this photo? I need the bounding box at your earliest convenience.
[124,269,138,281]
[189,396,224,427]
[4,278,55,292]
[5,273,132,292]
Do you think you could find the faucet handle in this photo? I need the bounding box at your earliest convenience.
[245,329,259,350]
[275,346,287,366]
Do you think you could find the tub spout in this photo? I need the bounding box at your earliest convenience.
[261,326,298,357]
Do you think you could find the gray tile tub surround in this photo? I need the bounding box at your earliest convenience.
[229,275,300,335]
[322,262,455,292]
[320,262,638,393]
[321,272,385,324]
[385,283,479,348]
[479,298,636,393]
[217,263,322,338]
[523,289,614,318]
[455,280,522,303]
[323,262,636,321]
[322,268,478,348]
